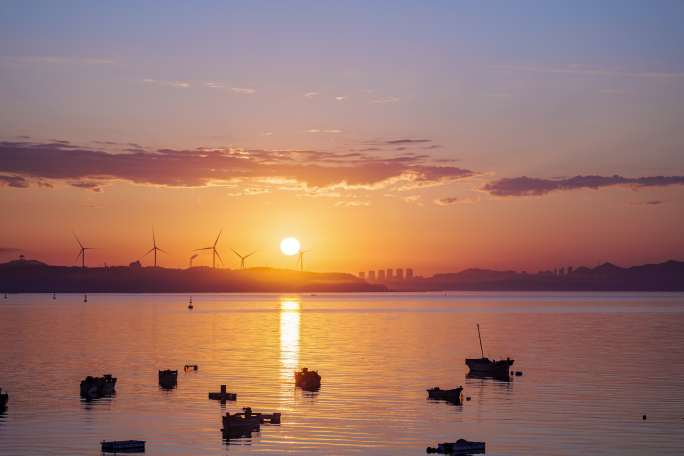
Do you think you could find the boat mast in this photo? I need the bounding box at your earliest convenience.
[477,323,485,358]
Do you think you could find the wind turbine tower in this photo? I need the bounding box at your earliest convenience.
[142,229,166,267]
[231,248,256,269]
[195,229,223,268]
[74,234,94,270]
[297,250,310,272]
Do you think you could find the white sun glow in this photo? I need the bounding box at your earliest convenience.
[280,237,301,256]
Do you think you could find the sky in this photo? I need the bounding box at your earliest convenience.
[1,0,683,274]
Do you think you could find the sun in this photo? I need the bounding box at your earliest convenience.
[280,237,301,256]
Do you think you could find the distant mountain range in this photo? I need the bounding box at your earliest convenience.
[384,260,684,292]
[0,259,682,293]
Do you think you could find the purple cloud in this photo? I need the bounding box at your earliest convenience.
[483,175,684,196]
[0,140,475,191]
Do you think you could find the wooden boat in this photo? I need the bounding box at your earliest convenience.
[80,374,116,399]
[100,440,145,453]
[427,439,485,454]
[427,386,463,403]
[295,367,321,391]
[465,324,513,378]
[209,384,237,401]
[158,369,178,388]
[0,388,8,408]
[221,408,261,435]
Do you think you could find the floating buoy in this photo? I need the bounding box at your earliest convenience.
[52,292,56,300]
[515,371,523,377]
[188,296,193,310]
[3,293,6,299]
[643,415,647,420]
[466,396,471,401]
[83,294,88,303]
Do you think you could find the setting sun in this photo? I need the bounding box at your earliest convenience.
[280,237,301,256]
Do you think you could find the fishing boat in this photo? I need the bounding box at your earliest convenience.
[100,440,145,453]
[80,374,116,399]
[426,439,486,454]
[465,324,514,378]
[0,388,8,408]
[158,369,178,388]
[209,384,237,401]
[295,367,321,391]
[427,386,463,403]
[221,408,261,435]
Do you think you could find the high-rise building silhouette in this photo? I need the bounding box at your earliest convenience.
[406,268,414,279]
[378,269,386,280]
[395,268,404,280]
[386,268,393,281]
[368,270,376,281]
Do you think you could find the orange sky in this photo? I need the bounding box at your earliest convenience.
[1,2,683,273]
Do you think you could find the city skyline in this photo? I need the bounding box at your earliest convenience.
[1,1,683,273]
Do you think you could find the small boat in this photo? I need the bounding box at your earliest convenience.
[427,386,463,403]
[184,364,198,371]
[101,440,145,453]
[240,407,282,424]
[221,408,261,435]
[295,367,321,391]
[0,388,8,408]
[158,369,178,388]
[209,384,237,401]
[427,439,485,454]
[80,374,117,399]
[465,324,514,378]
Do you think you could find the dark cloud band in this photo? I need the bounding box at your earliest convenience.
[484,175,684,196]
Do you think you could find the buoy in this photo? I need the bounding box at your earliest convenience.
[188,296,193,309]
[84,294,88,303]
[515,371,523,376]
[52,292,56,300]
[466,396,471,401]
[3,293,7,299]
[642,415,647,420]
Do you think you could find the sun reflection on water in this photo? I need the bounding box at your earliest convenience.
[279,298,300,382]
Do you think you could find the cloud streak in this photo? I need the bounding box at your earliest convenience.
[0,140,475,193]
[483,175,684,197]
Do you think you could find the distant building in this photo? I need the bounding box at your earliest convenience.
[386,269,393,281]
[378,269,386,281]
[368,270,376,281]
[395,268,404,280]
[358,271,365,279]
[406,268,414,280]
[129,260,142,268]
[567,266,573,274]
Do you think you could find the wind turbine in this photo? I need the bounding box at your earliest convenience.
[231,248,256,269]
[297,250,310,272]
[142,229,166,267]
[189,253,198,268]
[195,229,223,268]
[73,234,94,270]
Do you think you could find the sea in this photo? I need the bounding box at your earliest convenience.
[0,292,683,455]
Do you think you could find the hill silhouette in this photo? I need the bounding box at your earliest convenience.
[1,259,682,293]
[0,260,385,293]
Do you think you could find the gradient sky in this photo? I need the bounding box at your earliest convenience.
[1,1,683,273]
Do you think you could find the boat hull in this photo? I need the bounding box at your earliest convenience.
[465,357,513,378]
[101,440,145,453]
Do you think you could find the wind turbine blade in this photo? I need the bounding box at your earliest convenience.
[73,233,84,249]
[75,250,83,262]
[215,249,224,265]
[194,247,213,251]
[230,248,242,258]
[142,248,154,258]
[157,247,168,254]
[213,229,222,247]
[245,251,257,258]
[152,228,156,246]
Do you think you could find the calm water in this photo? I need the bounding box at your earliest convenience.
[1,292,683,455]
